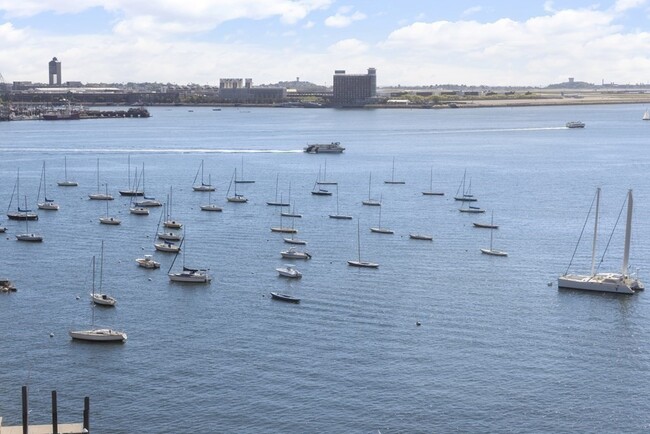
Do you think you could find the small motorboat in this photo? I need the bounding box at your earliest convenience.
[270,292,301,303]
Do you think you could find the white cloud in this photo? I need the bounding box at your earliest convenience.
[324,8,366,28]
[461,6,482,17]
[614,0,647,12]
[327,38,368,55]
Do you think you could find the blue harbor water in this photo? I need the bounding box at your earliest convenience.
[1,105,649,433]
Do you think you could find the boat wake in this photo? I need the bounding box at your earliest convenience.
[0,148,304,154]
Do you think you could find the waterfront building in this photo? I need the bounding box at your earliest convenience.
[332,68,377,107]
[218,78,286,104]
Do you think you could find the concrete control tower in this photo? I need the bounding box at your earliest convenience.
[48,57,61,86]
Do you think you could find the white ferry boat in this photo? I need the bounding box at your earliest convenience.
[303,142,345,154]
[566,121,585,128]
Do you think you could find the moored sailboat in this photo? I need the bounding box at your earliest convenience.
[558,188,643,294]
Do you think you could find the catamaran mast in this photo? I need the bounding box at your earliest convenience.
[591,187,600,276]
[622,189,633,275]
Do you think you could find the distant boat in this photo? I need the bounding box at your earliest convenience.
[558,188,643,294]
[129,171,150,215]
[454,169,477,202]
[480,213,507,257]
[303,141,345,154]
[136,254,160,269]
[348,219,379,268]
[119,155,144,196]
[362,172,381,206]
[329,185,353,220]
[57,156,78,187]
[70,253,126,343]
[311,180,332,196]
[99,187,121,225]
[459,203,485,213]
[276,264,302,278]
[643,110,650,121]
[154,240,181,253]
[267,174,289,206]
[384,157,405,184]
[280,246,311,260]
[370,197,394,234]
[271,201,297,233]
[270,292,301,303]
[235,156,255,183]
[409,233,433,241]
[133,164,162,207]
[201,189,223,212]
[192,160,216,192]
[88,159,114,200]
[90,241,117,306]
[316,160,337,185]
[168,232,211,283]
[15,196,43,242]
[37,162,59,210]
[226,168,248,203]
[473,211,499,229]
[566,121,585,128]
[163,187,182,228]
[422,167,444,196]
[7,169,38,221]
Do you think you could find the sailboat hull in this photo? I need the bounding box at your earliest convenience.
[7,213,38,221]
[69,329,127,342]
[558,273,642,294]
[347,260,379,268]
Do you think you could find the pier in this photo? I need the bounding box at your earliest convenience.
[0,387,88,434]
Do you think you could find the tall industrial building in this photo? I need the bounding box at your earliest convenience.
[48,57,61,86]
[332,68,376,107]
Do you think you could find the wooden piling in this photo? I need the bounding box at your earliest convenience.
[51,390,58,434]
[83,396,89,433]
[21,385,28,434]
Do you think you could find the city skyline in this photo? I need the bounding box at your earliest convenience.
[0,0,649,87]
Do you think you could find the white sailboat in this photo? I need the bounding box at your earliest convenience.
[643,109,650,121]
[480,213,507,257]
[280,183,302,217]
[37,162,59,210]
[134,164,162,207]
[384,157,405,184]
[226,168,248,203]
[99,186,121,225]
[558,188,643,294]
[192,160,216,192]
[235,156,255,183]
[163,187,182,228]
[370,197,394,234]
[362,172,381,206]
[329,184,353,220]
[70,255,126,342]
[15,196,43,242]
[90,241,117,306]
[201,189,223,212]
[88,159,114,200]
[422,167,444,196]
[57,156,78,187]
[129,168,150,215]
[168,232,211,283]
[348,219,379,268]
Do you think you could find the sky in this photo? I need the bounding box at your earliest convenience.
[0,0,649,87]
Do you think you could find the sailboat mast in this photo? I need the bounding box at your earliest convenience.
[622,189,633,275]
[357,219,362,261]
[99,241,104,292]
[591,188,601,276]
[368,173,372,199]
